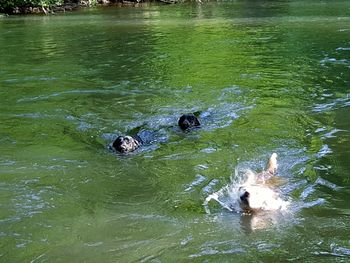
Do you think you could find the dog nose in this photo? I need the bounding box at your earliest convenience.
[240,191,250,202]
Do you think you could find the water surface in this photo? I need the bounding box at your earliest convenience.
[1,1,350,261]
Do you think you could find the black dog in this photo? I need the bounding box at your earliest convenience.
[178,114,200,131]
[112,135,143,153]
[112,113,199,153]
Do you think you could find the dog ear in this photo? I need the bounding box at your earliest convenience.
[128,125,145,136]
[192,111,201,118]
[112,136,124,152]
[132,135,143,144]
[194,116,200,126]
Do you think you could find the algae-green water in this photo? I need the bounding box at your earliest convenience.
[1,1,350,261]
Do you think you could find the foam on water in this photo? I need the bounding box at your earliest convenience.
[203,167,290,214]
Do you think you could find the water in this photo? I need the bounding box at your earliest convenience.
[1,1,350,261]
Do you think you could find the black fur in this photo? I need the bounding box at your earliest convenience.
[239,188,252,214]
[240,190,250,206]
[178,114,200,130]
[112,135,142,153]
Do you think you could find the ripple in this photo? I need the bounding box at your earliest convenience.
[316,144,332,158]
[336,47,350,51]
[300,185,316,200]
[17,88,116,103]
[77,121,94,131]
[184,174,207,192]
[256,242,281,251]
[200,147,217,154]
[330,243,350,256]
[201,179,220,194]
[13,113,51,119]
[29,253,46,263]
[314,243,350,258]
[315,127,346,139]
[84,241,104,247]
[3,76,57,84]
[299,198,326,209]
[320,57,349,66]
[195,164,209,171]
[180,235,193,246]
[313,94,350,112]
[315,177,339,191]
[200,103,253,131]
[300,177,339,201]
[189,248,244,258]
[0,159,16,166]
[218,86,244,100]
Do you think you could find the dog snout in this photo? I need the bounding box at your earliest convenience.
[119,145,128,152]
[240,190,250,202]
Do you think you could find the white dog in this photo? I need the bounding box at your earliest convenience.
[238,153,289,214]
[204,153,289,215]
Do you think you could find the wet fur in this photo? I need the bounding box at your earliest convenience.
[112,113,199,153]
[238,153,287,214]
[112,135,142,153]
[178,114,200,130]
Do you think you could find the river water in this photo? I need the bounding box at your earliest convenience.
[1,1,350,261]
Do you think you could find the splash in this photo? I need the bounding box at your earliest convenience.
[203,167,290,214]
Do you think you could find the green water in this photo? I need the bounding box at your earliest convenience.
[1,1,350,261]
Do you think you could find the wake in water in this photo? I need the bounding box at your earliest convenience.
[203,153,290,215]
[202,153,337,232]
[203,168,290,215]
[203,153,294,232]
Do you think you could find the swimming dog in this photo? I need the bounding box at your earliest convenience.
[178,113,200,131]
[111,113,199,153]
[112,135,143,153]
[238,153,288,214]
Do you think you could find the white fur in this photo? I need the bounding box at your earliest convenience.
[238,184,289,212]
[204,153,289,215]
[238,153,289,212]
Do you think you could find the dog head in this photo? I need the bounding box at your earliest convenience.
[239,185,271,213]
[112,135,142,153]
[178,114,200,130]
[238,184,287,214]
